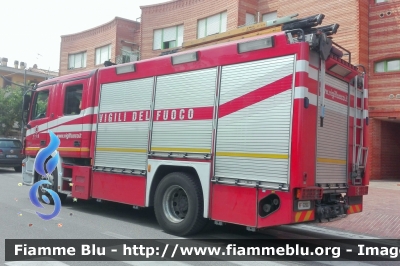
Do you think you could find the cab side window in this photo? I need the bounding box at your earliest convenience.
[31,90,49,120]
[64,85,83,115]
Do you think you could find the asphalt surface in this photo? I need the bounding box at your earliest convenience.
[0,167,398,266]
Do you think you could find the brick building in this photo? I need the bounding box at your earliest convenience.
[59,17,140,76]
[368,0,400,180]
[139,0,368,67]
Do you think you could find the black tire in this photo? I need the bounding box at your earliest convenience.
[14,166,22,172]
[154,172,208,236]
[38,167,68,205]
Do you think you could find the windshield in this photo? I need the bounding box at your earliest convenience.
[31,90,49,120]
[0,140,22,148]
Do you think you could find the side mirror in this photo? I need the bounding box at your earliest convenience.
[23,94,31,111]
[26,124,32,129]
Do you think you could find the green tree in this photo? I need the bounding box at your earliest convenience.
[0,85,24,136]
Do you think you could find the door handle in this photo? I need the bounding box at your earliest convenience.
[40,140,46,146]
[74,141,81,147]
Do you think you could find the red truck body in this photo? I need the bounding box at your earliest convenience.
[22,17,369,236]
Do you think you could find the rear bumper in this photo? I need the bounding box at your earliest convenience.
[22,156,35,186]
[0,158,23,167]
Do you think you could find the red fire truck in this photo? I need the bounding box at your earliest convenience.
[21,13,369,236]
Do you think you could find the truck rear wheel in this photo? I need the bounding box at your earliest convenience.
[154,172,207,236]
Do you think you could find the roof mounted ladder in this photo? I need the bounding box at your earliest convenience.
[317,32,334,128]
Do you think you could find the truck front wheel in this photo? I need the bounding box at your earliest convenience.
[154,172,207,236]
[37,168,67,205]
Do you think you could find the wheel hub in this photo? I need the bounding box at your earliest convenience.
[39,174,53,193]
[163,185,189,223]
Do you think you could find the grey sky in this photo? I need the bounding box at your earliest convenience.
[0,0,167,72]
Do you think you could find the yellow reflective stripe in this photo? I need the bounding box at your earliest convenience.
[295,212,302,223]
[152,148,288,159]
[59,147,90,152]
[216,152,288,159]
[355,205,361,212]
[97,147,147,153]
[95,147,288,160]
[151,147,210,153]
[317,157,346,165]
[304,210,313,221]
[25,147,40,151]
[26,147,89,152]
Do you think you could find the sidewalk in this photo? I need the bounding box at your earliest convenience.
[312,180,400,238]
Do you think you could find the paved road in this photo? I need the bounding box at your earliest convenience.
[0,168,397,266]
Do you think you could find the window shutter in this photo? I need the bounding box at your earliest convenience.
[375,61,384,72]
[387,60,400,71]
[83,52,87,67]
[220,11,227,33]
[74,53,82,68]
[246,13,255,25]
[96,49,101,65]
[207,13,221,36]
[163,26,177,42]
[177,25,184,47]
[101,46,109,63]
[263,11,277,22]
[198,19,206,38]
[68,55,74,68]
[153,29,162,50]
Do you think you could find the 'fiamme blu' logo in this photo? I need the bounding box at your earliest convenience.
[29,130,62,220]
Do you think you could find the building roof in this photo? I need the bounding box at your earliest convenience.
[28,67,58,77]
[60,16,139,39]
[0,64,58,79]
[140,0,176,9]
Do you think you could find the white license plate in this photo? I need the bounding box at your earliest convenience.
[6,155,18,158]
[298,201,311,210]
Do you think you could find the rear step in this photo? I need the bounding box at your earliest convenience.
[60,176,72,195]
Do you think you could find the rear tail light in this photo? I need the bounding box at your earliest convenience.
[296,187,323,200]
[0,149,3,155]
[348,185,368,196]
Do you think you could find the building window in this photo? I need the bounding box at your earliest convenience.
[375,0,387,3]
[197,11,227,39]
[95,44,112,65]
[2,77,12,88]
[116,46,138,64]
[375,59,400,73]
[263,11,277,22]
[122,46,132,63]
[64,85,83,116]
[68,52,87,69]
[245,13,256,25]
[153,25,184,50]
